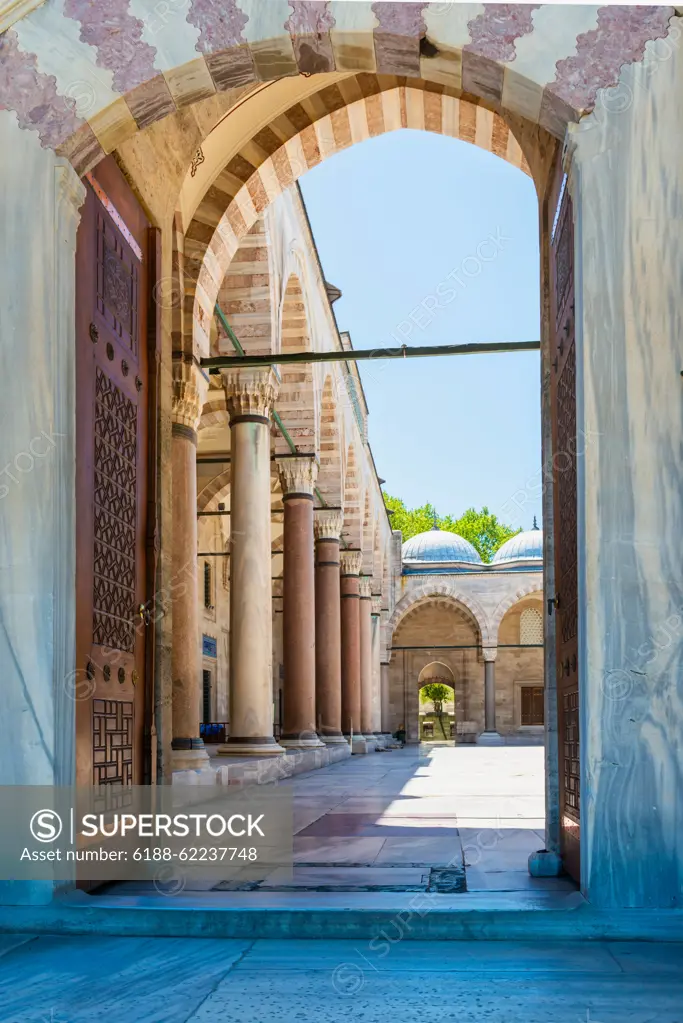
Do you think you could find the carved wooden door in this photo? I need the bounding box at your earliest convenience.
[549,155,580,883]
[75,158,150,790]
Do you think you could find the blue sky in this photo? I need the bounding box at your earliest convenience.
[299,129,541,531]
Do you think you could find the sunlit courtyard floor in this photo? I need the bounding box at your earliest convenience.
[104,744,576,897]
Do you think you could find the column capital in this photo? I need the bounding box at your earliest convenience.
[371,595,383,616]
[340,549,362,576]
[314,507,344,541]
[359,576,372,599]
[222,367,278,421]
[276,454,318,497]
[482,647,498,662]
[172,359,208,432]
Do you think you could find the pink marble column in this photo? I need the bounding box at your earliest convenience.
[314,508,345,743]
[277,455,324,748]
[359,576,375,744]
[340,549,362,746]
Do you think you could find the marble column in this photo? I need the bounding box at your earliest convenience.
[567,30,683,908]
[381,662,391,734]
[340,550,364,750]
[371,595,383,734]
[219,369,284,757]
[477,648,504,746]
[359,576,375,746]
[277,455,324,749]
[0,117,85,907]
[171,360,210,770]
[314,508,346,744]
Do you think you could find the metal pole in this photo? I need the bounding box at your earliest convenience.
[202,340,540,371]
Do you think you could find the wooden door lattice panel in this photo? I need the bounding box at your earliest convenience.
[92,367,137,652]
[563,689,580,815]
[93,699,134,785]
[556,346,578,646]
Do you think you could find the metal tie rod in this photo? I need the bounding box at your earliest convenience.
[202,340,540,370]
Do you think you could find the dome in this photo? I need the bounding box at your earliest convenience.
[402,528,482,565]
[492,527,543,565]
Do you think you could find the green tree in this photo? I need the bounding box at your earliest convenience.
[383,494,519,562]
[419,683,452,713]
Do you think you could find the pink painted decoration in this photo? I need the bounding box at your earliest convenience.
[285,1,335,36]
[465,4,541,63]
[63,0,157,94]
[371,2,426,37]
[187,0,249,54]
[0,29,82,148]
[551,5,675,110]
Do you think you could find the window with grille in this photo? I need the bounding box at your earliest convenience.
[520,607,543,645]
[204,561,213,609]
[202,669,212,723]
[521,685,544,725]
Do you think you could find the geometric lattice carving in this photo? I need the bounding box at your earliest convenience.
[93,699,133,785]
[92,367,137,652]
[562,689,580,816]
[520,607,543,645]
[97,212,138,353]
[556,344,578,644]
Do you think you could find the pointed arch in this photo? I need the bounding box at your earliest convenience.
[212,216,274,357]
[342,443,362,550]
[274,271,316,455]
[491,581,544,640]
[317,374,343,507]
[387,583,493,646]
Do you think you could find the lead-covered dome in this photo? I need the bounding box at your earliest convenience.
[492,527,543,566]
[402,528,482,565]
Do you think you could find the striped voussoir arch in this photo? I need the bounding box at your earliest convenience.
[184,74,531,356]
[316,374,343,507]
[274,273,317,455]
[213,217,273,357]
[342,443,363,550]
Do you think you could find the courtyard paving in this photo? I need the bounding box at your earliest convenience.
[105,745,575,897]
[1,933,682,1022]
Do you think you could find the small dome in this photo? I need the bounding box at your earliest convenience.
[402,528,482,565]
[492,527,543,565]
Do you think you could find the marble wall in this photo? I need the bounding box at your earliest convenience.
[570,19,683,909]
[0,111,84,904]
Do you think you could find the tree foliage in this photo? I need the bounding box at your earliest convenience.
[419,683,453,710]
[383,494,520,563]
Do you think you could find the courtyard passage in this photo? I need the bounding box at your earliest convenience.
[107,746,576,897]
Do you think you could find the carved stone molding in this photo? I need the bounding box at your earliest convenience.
[172,360,208,431]
[482,647,498,662]
[222,368,278,421]
[55,160,86,243]
[314,507,344,542]
[359,576,372,599]
[340,550,362,576]
[277,455,318,497]
[371,595,383,616]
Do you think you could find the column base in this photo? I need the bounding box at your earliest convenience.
[279,735,326,750]
[170,741,211,772]
[476,731,505,746]
[217,738,286,757]
[321,733,348,745]
[528,849,564,877]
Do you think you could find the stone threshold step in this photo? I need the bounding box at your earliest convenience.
[1,894,683,942]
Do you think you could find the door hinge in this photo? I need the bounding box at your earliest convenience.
[548,594,560,616]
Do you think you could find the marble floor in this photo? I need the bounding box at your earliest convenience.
[101,745,576,898]
[1,934,682,1022]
